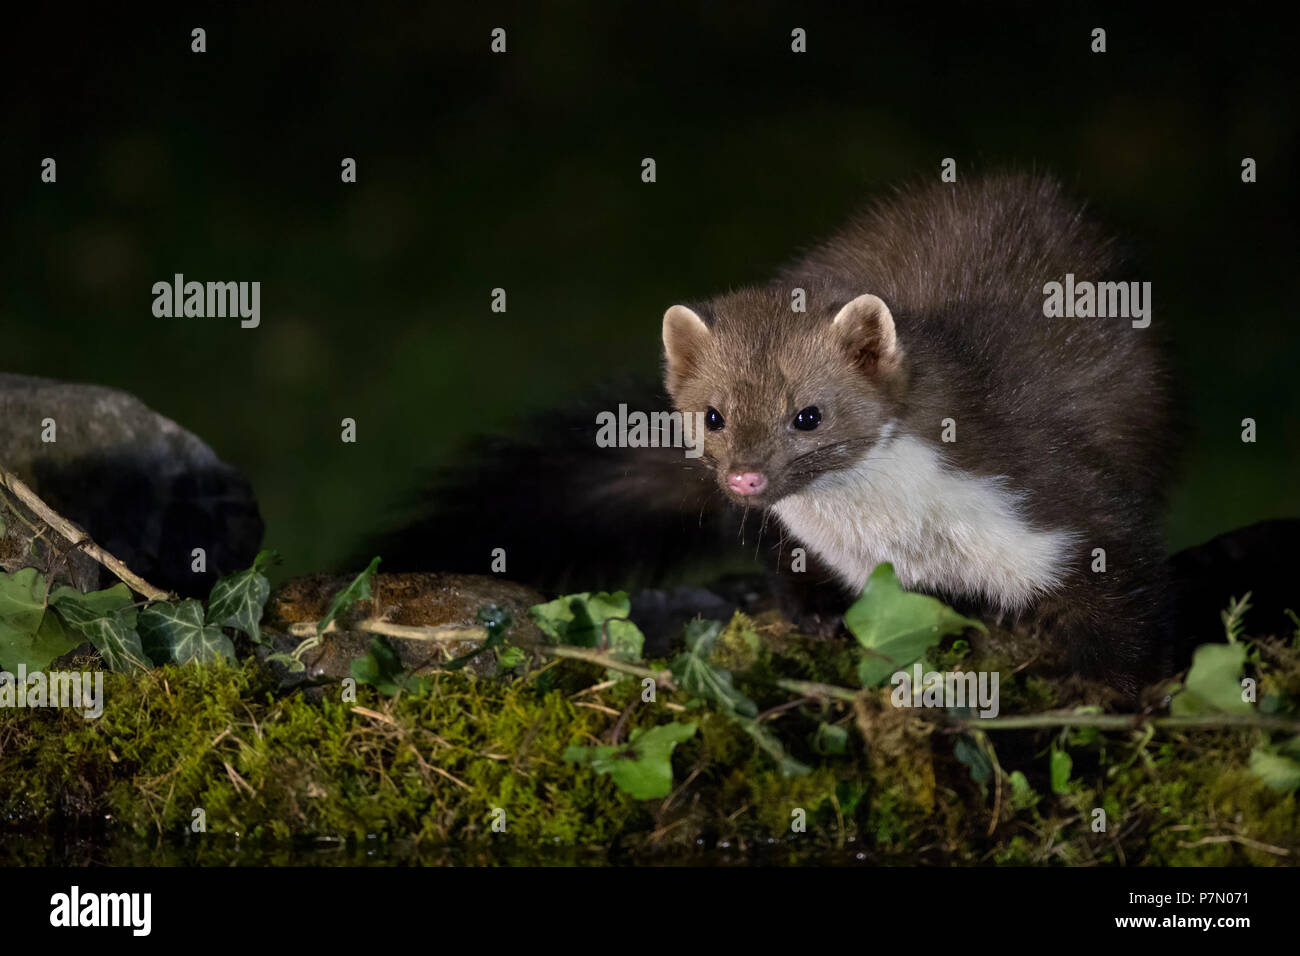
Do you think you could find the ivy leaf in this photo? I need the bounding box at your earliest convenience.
[735,718,811,777]
[563,722,697,799]
[205,550,276,645]
[669,619,757,718]
[682,617,723,655]
[668,620,809,776]
[318,557,381,635]
[0,568,53,653]
[0,568,78,671]
[530,591,644,679]
[1170,642,1253,716]
[846,563,986,687]
[350,635,432,698]
[1248,747,1300,795]
[139,599,234,665]
[530,591,643,655]
[50,583,148,674]
[49,582,133,619]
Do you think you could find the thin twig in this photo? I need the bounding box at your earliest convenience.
[222,760,256,797]
[0,464,173,602]
[1176,834,1290,857]
[351,705,397,726]
[755,696,815,723]
[987,753,1003,838]
[608,699,639,745]
[287,619,489,642]
[944,712,1300,734]
[780,674,1300,734]
[570,679,619,699]
[538,645,677,689]
[775,678,861,702]
[573,701,620,717]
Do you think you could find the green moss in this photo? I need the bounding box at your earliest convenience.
[710,613,763,673]
[2,610,1298,865]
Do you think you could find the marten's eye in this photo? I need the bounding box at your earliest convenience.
[792,406,821,431]
[705,406,725,431]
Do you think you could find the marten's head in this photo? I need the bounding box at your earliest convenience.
[662,286,906,507]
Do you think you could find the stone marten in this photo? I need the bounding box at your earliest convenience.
[661,173,1175,692]
[372,173,1177,694]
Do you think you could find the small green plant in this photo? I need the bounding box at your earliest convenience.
[0,550,280,674]
[563,722,698,800]
[844,563,985,687]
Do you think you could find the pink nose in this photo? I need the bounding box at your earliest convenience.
[727,471,768,496]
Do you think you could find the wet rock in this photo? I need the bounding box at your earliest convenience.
[260,571,547,686]
[0,373,263,596]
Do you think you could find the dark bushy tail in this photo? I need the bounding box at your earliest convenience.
[358,379,755,594]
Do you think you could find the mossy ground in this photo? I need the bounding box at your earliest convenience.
[2,611,1298,865]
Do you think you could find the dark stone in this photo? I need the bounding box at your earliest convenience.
[629,586,740,657]
[0,373,263,596]
[1167,518,1300,667]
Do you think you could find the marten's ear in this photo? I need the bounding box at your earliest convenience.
[662,305,711,391]
[830,294,902,377]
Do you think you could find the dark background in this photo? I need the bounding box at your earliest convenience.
[2,2,1296,581]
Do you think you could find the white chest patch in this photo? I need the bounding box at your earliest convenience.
[771,431,1078,611]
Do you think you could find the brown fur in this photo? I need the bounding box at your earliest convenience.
[662,173,1176,694]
